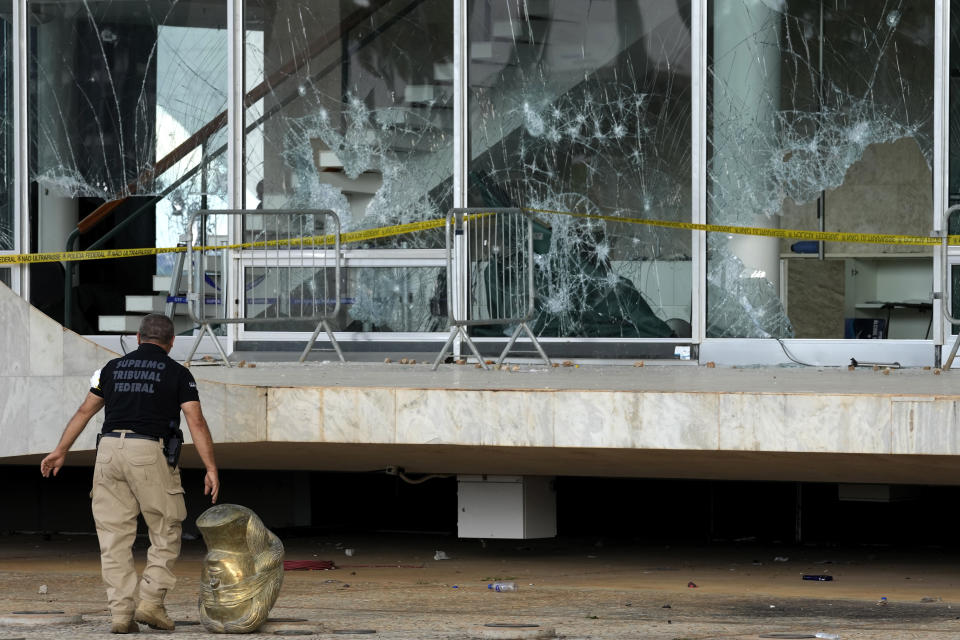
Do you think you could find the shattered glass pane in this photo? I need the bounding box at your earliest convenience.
[29,0,227,201]
[243,0,452,333]
[339,265,444,332]
[0,11,11,252]
[708,0,934,338]
[468,0,692,340]
[28,0,227,330]
[155,24,229,272]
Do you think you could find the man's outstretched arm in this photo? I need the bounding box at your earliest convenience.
[40,392,105,477]
[181,400,219,504]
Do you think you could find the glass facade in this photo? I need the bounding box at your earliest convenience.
[468,0,692,340]
[27,0,226,329]
[708,0,934,340]
[239,0,453,334]
[8,0,957,362]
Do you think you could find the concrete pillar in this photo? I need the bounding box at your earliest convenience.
[712,0,781,292]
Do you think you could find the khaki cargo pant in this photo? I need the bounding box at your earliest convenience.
[91,432,186,619]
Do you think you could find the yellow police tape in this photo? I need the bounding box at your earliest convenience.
[1,208,958,265]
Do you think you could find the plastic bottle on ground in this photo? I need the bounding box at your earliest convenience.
[488,581,518,592]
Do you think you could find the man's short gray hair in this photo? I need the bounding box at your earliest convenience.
[139,314,175,344]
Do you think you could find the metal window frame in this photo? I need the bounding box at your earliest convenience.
[224,0,245,356]
[11,0,25,297]
[692,0,706,352]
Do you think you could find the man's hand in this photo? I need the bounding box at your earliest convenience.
[182,401,218,504]
[40,449,66,477]
[204,470,220,504]
[40,392,104,479]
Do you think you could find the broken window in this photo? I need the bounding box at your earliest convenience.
[243,0,453,333]
[708,0,934,339]
[467,0,693,343]
[28,0,227,331]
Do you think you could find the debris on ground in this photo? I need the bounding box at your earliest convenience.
[283,560,336,571]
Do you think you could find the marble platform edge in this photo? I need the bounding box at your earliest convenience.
[4,281,960,461]
[185,374,960,400]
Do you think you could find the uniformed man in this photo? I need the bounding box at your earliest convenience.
[40,314,220,634]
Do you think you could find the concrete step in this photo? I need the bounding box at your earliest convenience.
[153,274,192,293]
[154,274,222,295]
[125,294,224,315]
[98,314,197,334]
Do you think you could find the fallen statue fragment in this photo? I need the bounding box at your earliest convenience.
[197,504,285,633]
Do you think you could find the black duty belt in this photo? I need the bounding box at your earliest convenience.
[101,432,162,442]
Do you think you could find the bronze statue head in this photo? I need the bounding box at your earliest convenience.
[197,504,284,633]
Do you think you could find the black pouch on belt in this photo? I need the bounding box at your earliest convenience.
[163,420,184,467]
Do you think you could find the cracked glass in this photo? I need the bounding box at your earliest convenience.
[28,0,227,331]
[243,0,452,333]
[468,0,693,345]
[708,0,934,340]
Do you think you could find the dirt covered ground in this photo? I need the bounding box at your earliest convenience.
[2,532,960,639]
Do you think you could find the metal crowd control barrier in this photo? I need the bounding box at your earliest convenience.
[432,208,551,370]
[939,204,960,369]
[183,209,344,367]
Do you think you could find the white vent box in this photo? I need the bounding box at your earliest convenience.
[457,475,556,539]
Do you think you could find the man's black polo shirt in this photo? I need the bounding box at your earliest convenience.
[91,342,200,438]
